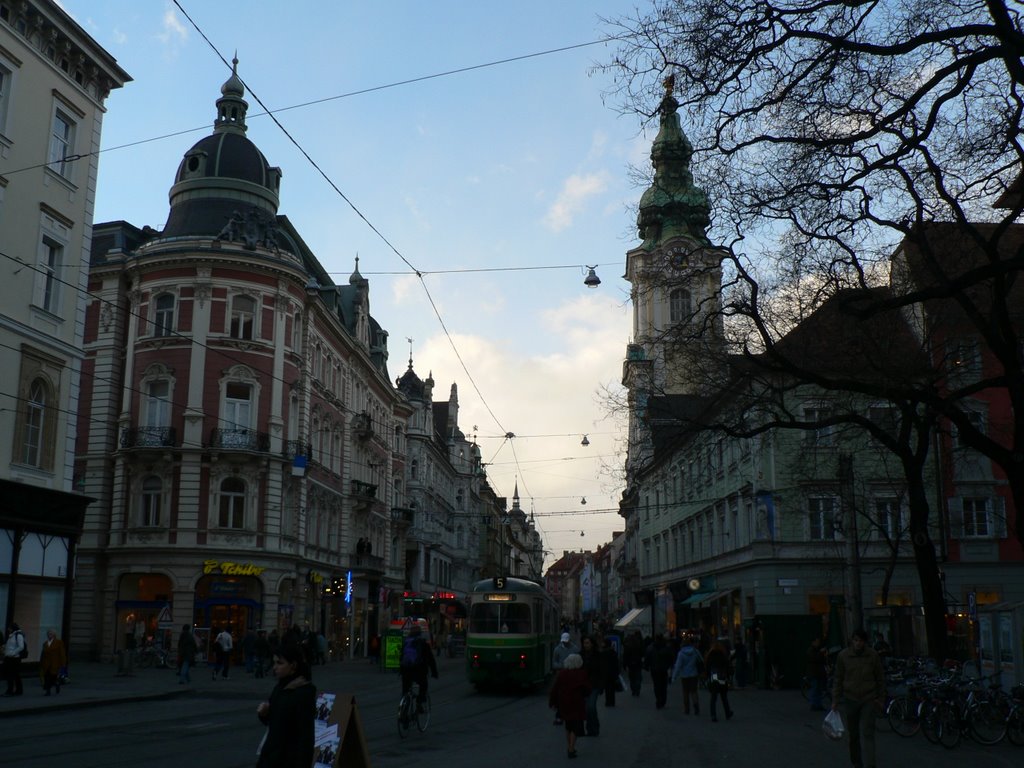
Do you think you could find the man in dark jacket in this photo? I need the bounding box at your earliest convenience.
[832,629,885,768]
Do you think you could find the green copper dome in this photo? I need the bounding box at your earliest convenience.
[637,85,710,249]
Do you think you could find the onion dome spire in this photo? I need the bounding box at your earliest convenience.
[215,54,248,135]
[636,73,710,248]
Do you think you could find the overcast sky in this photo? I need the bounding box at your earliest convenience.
[60,0,660,569]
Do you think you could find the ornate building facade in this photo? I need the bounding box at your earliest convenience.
[72,65,411,659]
[0,0,128,652]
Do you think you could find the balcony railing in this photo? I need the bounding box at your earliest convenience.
[282,439,312,461]
[352,411,373,440]
[121,426,177,448]
[352,479,378,500]
[209,428,270,452]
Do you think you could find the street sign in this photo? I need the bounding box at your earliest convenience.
[967,591,977,620]
[156,604,173,629]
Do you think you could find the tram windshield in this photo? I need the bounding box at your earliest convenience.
[470,602,532,633]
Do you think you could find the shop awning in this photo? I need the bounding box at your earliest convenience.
[680,588,733,608]
[614,606,651,630]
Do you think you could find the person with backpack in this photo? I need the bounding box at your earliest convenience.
[3,622,27,696]
[399,624,437,712]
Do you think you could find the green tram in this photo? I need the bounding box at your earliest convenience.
[465,576,559,689]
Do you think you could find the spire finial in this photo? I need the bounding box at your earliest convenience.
[406,337,414,370]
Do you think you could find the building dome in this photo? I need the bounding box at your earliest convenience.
[161,58,282,239]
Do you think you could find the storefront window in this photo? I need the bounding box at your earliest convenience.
[115,573,173,652]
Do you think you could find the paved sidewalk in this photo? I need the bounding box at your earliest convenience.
[0,655,393,718]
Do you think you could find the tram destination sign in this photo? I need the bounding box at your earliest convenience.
[484,593,516,602]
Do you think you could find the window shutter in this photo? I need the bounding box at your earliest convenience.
[993,495,1007,539]
[948,496,964,539]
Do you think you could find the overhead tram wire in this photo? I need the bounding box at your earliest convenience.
[0,33,625,180]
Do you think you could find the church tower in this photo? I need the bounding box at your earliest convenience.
[622,76,726,473]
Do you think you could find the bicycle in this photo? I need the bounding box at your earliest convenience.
[397,681,431,738]
[136,645,171,669]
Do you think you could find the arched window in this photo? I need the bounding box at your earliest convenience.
[219,477,246,528]
[153,293,175,337]
[140,475,162,526]
[229,295,256,339]
[22,378,46,466]
[411,459,418,479]
[669,288,691,324]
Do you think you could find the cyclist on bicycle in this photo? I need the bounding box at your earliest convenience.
[400,625,438,712]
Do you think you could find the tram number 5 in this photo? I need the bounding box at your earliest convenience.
[493,576,506,589]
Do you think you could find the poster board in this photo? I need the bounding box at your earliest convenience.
[311,691,371,768]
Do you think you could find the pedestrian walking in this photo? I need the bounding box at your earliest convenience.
[3,622,27,696]
[832,629,885,768]
[645,633,673,709]
[213,625,233,680]
[256,641,315,768]
[580,635,603,736]
[548,653,590,760]
[551,632,578,725]
[704,640,734,722]
[39,629,67,695]
[177,625,197,684]
[255,629,271,678]
[601,637,620,707]
[242,628,257,673]
[622,631,644,697]
[806,636,828,711]
[671,634,703,715]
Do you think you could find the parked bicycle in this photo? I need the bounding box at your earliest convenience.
[397,681,431,738]
[1006,684,1024,747]
[135,644,171,669]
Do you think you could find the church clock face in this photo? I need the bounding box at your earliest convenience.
[667,246,688,269]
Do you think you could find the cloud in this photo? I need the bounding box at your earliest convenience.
[544,172,609,232]
[410,293,629,563]
[157,4,188,48]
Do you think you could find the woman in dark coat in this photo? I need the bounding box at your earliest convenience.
[704,640,734,722]
[548,653,590,759]
[580,635,603,736]
[601,638,620,707]
[256,641,316,768]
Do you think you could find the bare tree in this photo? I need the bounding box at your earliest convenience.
[601,0,1023,659]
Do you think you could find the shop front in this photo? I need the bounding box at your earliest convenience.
[193,558,265,658]
[0,479,89,656]
[114,572,174,652]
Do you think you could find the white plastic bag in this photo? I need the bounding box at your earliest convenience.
[823,709,845,740]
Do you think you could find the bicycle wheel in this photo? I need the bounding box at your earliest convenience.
[936,702,962,750]
[416,694,431,732]
[968,699,1008,745]
[1006,707,1024,746]
[136,651,153,669]
[397,695,412,739]
[920,701,942,744]
[888,696,921,737]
